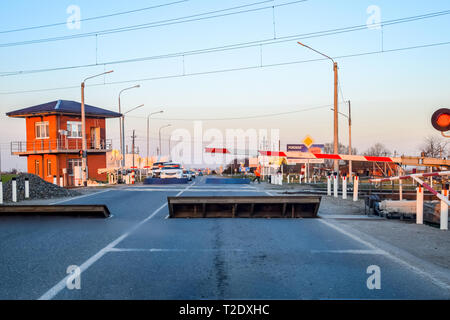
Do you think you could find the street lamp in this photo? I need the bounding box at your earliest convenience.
[331,100,352,179]
[298,42,339,173]
[121,104,144,169]
[147,110,164,167]
[158,124,172,157]
[118,85,140,168]
[81,70,114,186]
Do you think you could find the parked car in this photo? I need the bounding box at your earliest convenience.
[150,162,167,178]
[160,163,183,179]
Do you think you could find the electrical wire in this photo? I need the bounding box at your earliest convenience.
[1,8,448,77]
[0,0,298,48]
[1,40,449,95]
[0,0,189,34]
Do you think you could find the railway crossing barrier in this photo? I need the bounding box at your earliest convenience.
[371,171,450,230]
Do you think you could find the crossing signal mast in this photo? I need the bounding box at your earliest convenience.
[431,108,450,137]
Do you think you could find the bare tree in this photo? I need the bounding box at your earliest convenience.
[364,143,390,156]
[420,136,448,158]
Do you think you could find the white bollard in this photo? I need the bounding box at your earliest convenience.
[333,175,338,198]
[12,178,17,203]
[60,177,64,187]
[353,176,359,201]
[416,186,423,225]
[327,176,331,196]
[0,181,3,204]
[25,178,29,199]
[342,175,347,199]
[440,189,448,231]
[53,175,57,185]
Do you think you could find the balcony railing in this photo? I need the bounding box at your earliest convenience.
[11,139,113,155]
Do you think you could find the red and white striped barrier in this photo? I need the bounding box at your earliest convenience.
[369,171,450,183]
[205,148,401,163]
[372,171,449,229]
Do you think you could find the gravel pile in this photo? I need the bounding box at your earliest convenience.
[1,173,80,202]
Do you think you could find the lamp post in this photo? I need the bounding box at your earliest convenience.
[298,42,339,173]
[122,104,144,169]
[147,110,164,167]
[81,70,113,187]
[158,124,172,157]
[118,85,140,168]
[331,100,352,179]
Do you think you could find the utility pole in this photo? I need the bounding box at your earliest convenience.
[348,100,352,180]
[298,42,339,174]
[333,61,339,174]
[131,130,137,170]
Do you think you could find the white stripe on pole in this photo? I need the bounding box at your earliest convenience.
[25,178,29,199]
[416,186,423,225]
[441,189,448,231]
[12,178,17,203]
[0,181,3,204]
[353,176,359,201]
[327,176,331,196]
[342,176,347,199]
[333,175,338,198]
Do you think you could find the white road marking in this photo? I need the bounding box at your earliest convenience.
[107,248,244,253]
[50,189,112,204]
[124,188,261,192]
[310,249,385,255]
[318,219,450,291]
[38,183,194,300]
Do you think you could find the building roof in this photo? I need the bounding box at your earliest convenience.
[6,100,122,118]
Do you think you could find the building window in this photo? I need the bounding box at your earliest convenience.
[35,122,49,139]
[67,121,82,138]
[35,160,40,176]
[47,160,52,177]
[67,159,82,176]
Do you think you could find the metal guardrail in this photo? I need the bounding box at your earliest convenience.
[11,139,112,154]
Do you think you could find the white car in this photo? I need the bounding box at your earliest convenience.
[160,164,183,179]
[150,162,167,178]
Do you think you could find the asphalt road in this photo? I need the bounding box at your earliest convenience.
[0,177,449,299]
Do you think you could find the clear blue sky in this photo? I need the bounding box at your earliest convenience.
[0,0,449,169]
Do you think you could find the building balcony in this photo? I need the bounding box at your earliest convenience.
[11,139,113,156]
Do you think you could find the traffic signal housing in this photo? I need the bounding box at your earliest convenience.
[431,108,450,132]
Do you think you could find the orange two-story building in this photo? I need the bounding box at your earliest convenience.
[7,100,121,186]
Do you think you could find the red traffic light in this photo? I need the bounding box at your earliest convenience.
[431,108,450,132]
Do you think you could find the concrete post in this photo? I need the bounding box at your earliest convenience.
[0,181,3,204]
[327,176,331,196]
[353,176,359,201]
[440,189,448,231]
[416,186,423,225]
[333,175,338,198]
[342,175,347,199]
[12,177,17,203]
[25,178,29,199]
[60,177,64,187]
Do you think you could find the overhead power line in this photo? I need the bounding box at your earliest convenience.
[1,39,448,95]
[126,104,334,121]
[1,8,449,77]
[0,0,189,34]
[0,0,303,48]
